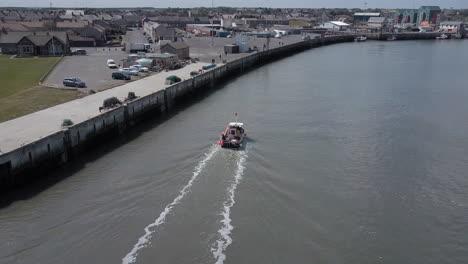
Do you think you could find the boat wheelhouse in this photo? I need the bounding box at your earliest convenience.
[219,122,246,149]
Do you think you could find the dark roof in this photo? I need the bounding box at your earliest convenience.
[163,41,189,50]
[368,17,387,23]
[420,6,442,11]
[69,34,95,41]
[25,35,60,46]
[0,31,32,44]
[0,31,68,45]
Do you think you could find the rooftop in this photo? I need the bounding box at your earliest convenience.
[354,13,381,17]
[163,42,189,50]
[153,52,177,58]
[368,17,387,23]
[329,21,350,26]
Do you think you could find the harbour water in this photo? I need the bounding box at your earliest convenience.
[1,40,468,264]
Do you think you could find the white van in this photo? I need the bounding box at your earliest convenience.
[107,59,117,69]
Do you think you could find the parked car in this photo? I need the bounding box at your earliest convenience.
[112,72,131,80]
[71,49,87,55]
[148,39,153,43]
[130,65,149,72]
[190,71,199,77]
[63,77,86,88]
[107,59,117,69]
[120,68,139,76]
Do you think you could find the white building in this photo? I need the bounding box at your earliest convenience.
[318,21,350,31]
[439,22,466,35]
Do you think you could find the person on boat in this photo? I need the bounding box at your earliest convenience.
[221,133,226,141]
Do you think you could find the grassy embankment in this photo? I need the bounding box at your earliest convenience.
[0,55,76,122]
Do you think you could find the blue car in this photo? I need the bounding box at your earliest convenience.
[63,77,86,88]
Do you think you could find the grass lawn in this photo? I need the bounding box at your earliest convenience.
[0,55,76,122]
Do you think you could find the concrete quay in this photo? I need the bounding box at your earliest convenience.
[0,35,354,187]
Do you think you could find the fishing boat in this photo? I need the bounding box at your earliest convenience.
[218,113,246,149]
[354,35,367,42]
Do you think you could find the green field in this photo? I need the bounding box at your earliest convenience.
[0,55,76,122]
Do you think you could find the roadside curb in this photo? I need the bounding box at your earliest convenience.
[38,55,64,86]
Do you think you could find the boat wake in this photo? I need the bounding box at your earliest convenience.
[122,145,220,264]
[211,149,249,264]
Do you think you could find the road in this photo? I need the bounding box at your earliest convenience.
[124,28,160,53]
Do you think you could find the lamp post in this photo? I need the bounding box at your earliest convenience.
[211,0,214,47]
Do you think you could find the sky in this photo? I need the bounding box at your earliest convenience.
[1,0,467,9]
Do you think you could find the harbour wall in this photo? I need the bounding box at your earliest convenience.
[0,35,355,188]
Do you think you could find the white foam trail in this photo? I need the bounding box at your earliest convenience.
[122,145,220,264]
[212,149,248,264]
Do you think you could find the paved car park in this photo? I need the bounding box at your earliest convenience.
[43,47,133,92]
[184,34,315,63]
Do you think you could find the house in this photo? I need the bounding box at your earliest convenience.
[160,42,189,59]
[73,25,107,46]
[145,16,195,28]
[56,21,106,46]
[143,21,176,41]
[16,31,69,57]
[318,21,350,31]
[124,15,142,27]
[0,31,31,54]
[0,23,30,32]
[69,34,96,47]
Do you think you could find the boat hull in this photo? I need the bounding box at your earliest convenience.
[219,137,246,149]
[218,136,246,149]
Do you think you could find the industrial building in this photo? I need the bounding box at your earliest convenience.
[394,6,441,25]
[318,21,351,31]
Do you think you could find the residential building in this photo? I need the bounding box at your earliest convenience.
[16,31,69,56]
[143,21,176,41]
[0,31,30,54]
[69,34,96,47]
[160,42,189,59]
